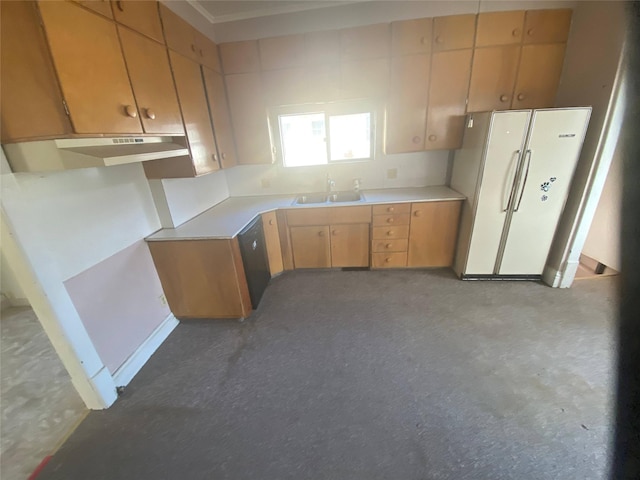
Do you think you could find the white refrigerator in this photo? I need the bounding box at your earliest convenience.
[451,108,591,279]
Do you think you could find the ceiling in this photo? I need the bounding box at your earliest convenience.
[188,0,366,24]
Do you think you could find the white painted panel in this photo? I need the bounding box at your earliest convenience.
[500,108,590,275]
[160,169,230,227]
[466,111,531,275]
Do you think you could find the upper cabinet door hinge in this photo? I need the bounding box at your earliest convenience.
[62,100,70,116]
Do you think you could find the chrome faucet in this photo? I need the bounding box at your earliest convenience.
[353,178,362,192]
[326,173,336,192]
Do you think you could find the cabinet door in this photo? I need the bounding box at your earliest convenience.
[425,49,472,150]
[225,73,272,164]
[169,51,218,175]
[524,9,572,44]
[39,0,142,134]
[340,24,390,60]
[408,201,462,267]
[193,30,221,71]
[391,18,432,55]
[305,30,340,65]
[111,0,163,43]
[433,14,476,52]
[1,1,72,142]
[330,224,370,267]
[262,67,310,106]
[386,54,430,153]
[475,11,525,47]
[512,44,566,109]
[74,0,113,18]
[467,45,520,112]
[340,59,389,99]
[202,67,237,168]
[219,41,260,74]
[262,212,284,276]
[259,34,305,70]
[118,27,183,134]
[159,4,198,61]
[290,226,331,269]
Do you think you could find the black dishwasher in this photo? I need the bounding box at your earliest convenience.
[237,216,271,309]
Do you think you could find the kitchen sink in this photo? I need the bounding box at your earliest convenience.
[295,194,327,205]
[328,192,363,202]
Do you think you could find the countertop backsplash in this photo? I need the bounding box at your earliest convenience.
[224,150,450,197]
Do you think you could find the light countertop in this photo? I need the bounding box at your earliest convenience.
[146,186,465,241]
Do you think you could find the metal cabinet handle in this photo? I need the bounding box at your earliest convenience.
[414,210,421,217]
[116,0,124,12]
[503,150,521,212]
[514,149,532,212]
[145,108,156,120]
[124,105,137,118]
[500,95,509,103]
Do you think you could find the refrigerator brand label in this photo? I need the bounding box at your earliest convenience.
[559,134,576,138]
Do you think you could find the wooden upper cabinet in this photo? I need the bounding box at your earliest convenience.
[512,43,566,109]
[331,224,370,268]
[39,0,142,134]
[0,1,72,142]
[169,51,219,175]
[74,0,113,18]
[340,24,390,60]
[259,34,305,70]
[475,11,525,47]
[118,27,183,134]
[159,4,198,62]
[225,73,272,165]
[111,0,163,43]
[425,49,473,151]
[202,67,238,169]
[340,58,389,99]
[433,14,476,52]
[407,201,462,267]
[524,9,572,44]
[385,54,430,154]
[305,30,340,65]
[193,31,220,71]
[262,67,310,106]
[391,18,433,56]
[219,41,260,74]
[290,226,331,269]
[467,45,520,112]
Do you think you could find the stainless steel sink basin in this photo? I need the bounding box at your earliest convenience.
[295,194,327,205]
[328,192,363,203]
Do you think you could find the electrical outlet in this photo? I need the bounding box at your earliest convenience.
[261,178,270,188]
[387,168,398,179]
[159,294,167,306]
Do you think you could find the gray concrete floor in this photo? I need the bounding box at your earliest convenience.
[39,270,617,479]
[1,306,86,480]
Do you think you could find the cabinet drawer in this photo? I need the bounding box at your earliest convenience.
[372,239,409,253]
[372,213,410,227]
[372,252,407,268]
[372,225,410,239]
[286,208,330,226]
[330,205,371,224]
[372,203,411,215]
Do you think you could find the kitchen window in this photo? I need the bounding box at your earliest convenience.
[271,102,376,167]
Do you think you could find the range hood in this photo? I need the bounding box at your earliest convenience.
[3,136,190,173]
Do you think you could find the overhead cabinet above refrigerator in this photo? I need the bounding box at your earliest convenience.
[451,108,591,279]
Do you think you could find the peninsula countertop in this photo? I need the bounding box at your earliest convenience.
[145,186,465,241]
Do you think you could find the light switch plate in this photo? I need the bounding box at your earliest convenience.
[387,168,397,179]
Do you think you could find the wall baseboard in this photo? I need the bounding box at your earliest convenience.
[112,313,178,388]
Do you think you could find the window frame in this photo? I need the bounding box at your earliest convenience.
[269,100,377,168]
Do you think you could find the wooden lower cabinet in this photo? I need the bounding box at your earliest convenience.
[331,224,370,267]
[147,238,251,319]
[262,211,283,276]
[408,201,462,267]
[290,226,331,268]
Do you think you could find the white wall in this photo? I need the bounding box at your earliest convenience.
[581,129,623,271]
[543,0,627,287]
[1,248,29,307]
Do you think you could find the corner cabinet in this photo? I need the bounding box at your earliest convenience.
[148,238,252,319]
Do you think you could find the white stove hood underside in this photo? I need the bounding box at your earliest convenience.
[3,136,189,173]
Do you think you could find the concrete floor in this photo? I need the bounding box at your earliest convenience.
[38,270,616,479]
[0,307,87,480]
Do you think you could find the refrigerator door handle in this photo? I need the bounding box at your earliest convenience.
[502,150,521,212]
[514,149,532,212]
